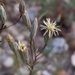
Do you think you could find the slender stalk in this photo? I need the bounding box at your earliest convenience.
[29,69,33,75]
[32,40,36,63]
[0,14,22,34]
[36,39,49,58]
[0,23,5,33]
[4,14,22,29]
[29,38,34,65]
[14,53,23,75]
[29,65,34,75]
[29,38,37,75]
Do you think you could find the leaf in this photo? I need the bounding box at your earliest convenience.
[8,42,16,52]
[22,11,31,30]
[0,5,7,24]
[30,18,38,39]
[7,41,23,65]
[18,50,27,63]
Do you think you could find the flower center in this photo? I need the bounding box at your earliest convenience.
[21,46,24,49]
[48,24,55,31]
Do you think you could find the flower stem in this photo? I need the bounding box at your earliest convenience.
[29,65,34,75]
[0,14,22,34]
[5,14,22,29]
[36,39,49,57]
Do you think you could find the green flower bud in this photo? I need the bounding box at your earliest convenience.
[19,0,26,15]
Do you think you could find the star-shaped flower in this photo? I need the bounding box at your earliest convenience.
[40,18,61,38]
[17,41,27,52]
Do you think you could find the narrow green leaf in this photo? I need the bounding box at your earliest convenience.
[22,11,31,30]
[30,18,38,39]
[8,42,16,52]
[18,50,27,63]
[0,5,7,24]
[7,41,23,65]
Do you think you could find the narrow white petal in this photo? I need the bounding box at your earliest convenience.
[43,30,48,36]
[46,18,50,21]
[41,27,46,30]
[40,25,47,28]
[43,20,47,25]
[53,21,56,25]
[50,31,53,38]
[49,31,51,38]
[55,30,59,35]
[56,28,61,31]
[53,31,56,36]
[46,18,50,23]
[56,26,60,28]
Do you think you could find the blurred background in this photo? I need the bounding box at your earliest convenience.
[0,0,75,75]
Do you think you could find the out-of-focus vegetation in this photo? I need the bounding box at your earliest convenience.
[27,0,75,20]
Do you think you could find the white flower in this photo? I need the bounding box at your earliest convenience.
[40,18,61,38]
[17,41,27,52]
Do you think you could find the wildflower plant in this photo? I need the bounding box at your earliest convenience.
[0,0,61,75]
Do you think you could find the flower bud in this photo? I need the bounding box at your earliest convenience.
[19,0,26,15]
[6,34,14,43]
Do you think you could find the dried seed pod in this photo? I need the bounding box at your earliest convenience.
[19,0,26,15]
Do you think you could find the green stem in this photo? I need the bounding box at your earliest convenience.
[14,53,23,75]
[29,65,34,75]
[30,38,33,65]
